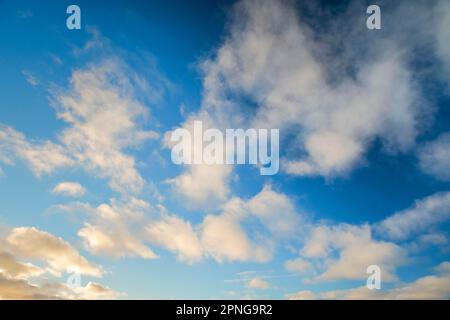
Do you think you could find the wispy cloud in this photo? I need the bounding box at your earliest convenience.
[21,70,39,86]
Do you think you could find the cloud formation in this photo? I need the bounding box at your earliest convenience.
[199,0,423,179]
[0,274,119,299]
[54,59,159,194]
[165,0,446,208]
[146,213,203,263]
[200,185,301,263]
[0,226,118,299]
[4,227,102,277]
[376,191,450,241]
[1,57,160,196]
[77,198,157,259]
[418,134,450,182]
[1,0,450,299]
[0,126,74,175]
[287,261,450,300]
[300,224,406,281]
[52,182,86,197]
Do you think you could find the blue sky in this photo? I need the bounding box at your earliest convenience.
[1,0,450,299]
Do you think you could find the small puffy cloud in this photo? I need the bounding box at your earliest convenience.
[245,185,302,237]
[245,277,270,290]
[285,132,364,177]
[376,191,450,241]
[146,214,203,263]
[52,182,86,197]
[167,164,232,208]
[418,134,450,181]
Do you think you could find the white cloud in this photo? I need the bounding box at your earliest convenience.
[288,191,450,284]
[0,274,119,299]
[200,185,301,263]
[78,224,156,260]
[201,213,270,263]
[167,164,232,207]
[77,198,157,259]
[1,54,161,196]
[245,185,301,237]
[0,274,52,299]
[0,126,74,176]
[408,233,449,252]
[435,261,450,274]
[376,191,450,241]
[52,182,86,197]
[300,224,406,282]
[123,184,302,264]
[246,277,270,289]
[165,0,448,208]
[68,282,121,300]
[193,0,424,180]
[388,274,450,299]
[4,227,102,277]
[146,213,203,263]
[54,59,159,194]
[163,115,235,207]
[51,183,302,265]
[418,134,450,181]
[0,226,119,300]
[0,252,44,280]
[62,184,301,265]
[287,262,450,300]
